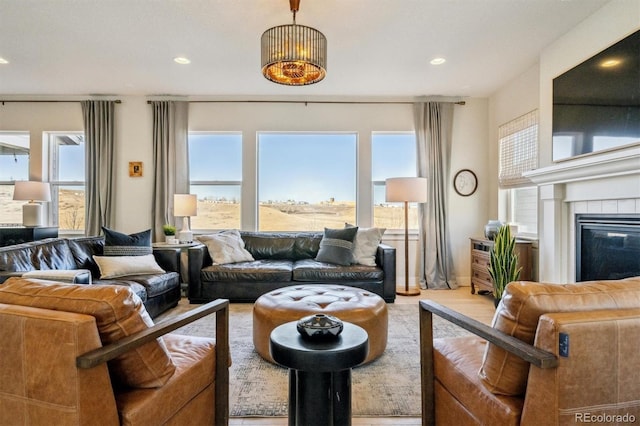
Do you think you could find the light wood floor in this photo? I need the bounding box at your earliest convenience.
[228,285,495,426]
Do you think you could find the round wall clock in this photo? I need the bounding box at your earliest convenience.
[453,169,478,196]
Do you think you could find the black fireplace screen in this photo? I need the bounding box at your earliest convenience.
[576,214,640,281]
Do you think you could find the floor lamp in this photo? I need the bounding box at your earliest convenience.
[385,177,427,296]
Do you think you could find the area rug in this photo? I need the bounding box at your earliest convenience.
[160,302,470,417]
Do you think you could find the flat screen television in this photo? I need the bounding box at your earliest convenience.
[552,29,640,161]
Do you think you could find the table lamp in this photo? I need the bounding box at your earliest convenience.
[385,177,427,296]
[13,181,52,227]
[174,194,197,243]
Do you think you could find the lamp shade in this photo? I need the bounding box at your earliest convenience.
[385,177,427,203]
[173,194,197,217]
[13,181,51,202]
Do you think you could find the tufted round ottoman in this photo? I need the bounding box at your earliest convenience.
[253,285,388,365]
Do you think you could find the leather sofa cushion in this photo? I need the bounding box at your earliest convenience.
[481,277,640,396]
[0,277,176,388]
[202,260,293,282]
[67,236,105,277]
[125,272,180,298]
[241,232,322,260]
[293,259,384,282]
[116,334,216,425]
[434,337,522,426]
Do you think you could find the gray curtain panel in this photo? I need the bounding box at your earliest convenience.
[414,102,457,289]
[82,100,116,237]
[151,101,189,242]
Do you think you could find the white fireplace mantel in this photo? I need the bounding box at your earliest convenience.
[525,145,640,186]
[524,145,640,283]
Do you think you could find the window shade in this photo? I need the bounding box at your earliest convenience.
[498,110,538,188]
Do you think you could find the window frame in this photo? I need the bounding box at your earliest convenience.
[48,131,86,234]
[0,131,30,225]
[371,131,419,231]
[188,131,243,231]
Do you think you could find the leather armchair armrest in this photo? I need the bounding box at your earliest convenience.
[376,244,396,302]
[77,299,230,425]
[418,300,557,426]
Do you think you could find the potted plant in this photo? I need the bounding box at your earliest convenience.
[162,224,177,244]
[488,224,521,306]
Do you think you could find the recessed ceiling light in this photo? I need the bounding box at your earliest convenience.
[600,58,621,68]
[430,57,446,65]
[174,57,191,65]
[0,57,9,64]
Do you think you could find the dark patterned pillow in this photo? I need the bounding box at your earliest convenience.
[102,227,152,256]
[315,227,358,266]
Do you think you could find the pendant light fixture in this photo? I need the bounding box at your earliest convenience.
[261,0,327,86]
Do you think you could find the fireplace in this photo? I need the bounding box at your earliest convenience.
[576,214,640,281]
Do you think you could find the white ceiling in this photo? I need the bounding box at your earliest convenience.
[0,0,611,99]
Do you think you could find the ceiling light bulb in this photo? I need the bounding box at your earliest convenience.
[600,58,621,68]
[174,57,191,65]
[0,57,9,64]
[430,58,446,65]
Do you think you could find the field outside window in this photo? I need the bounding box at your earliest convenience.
[258,133,356,231]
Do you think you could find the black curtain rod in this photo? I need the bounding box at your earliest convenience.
[147,100,465,105]
[1,100,122,105]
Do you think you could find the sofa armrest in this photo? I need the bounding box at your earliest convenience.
[0,271,26,284]
[376,243,396,302]
[187,244,208,301]
[77,298,230,425]
[418,300,557,426]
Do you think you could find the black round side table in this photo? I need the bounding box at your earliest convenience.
[270,321,369,426]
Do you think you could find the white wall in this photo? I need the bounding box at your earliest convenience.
[0,96,491,288]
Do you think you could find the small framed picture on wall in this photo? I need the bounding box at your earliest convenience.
[129,161,143,177]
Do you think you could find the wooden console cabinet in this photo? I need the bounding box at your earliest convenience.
[470,237,532,295]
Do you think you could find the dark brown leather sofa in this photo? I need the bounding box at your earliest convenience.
[188,231,396,303]
[0,237,181,318]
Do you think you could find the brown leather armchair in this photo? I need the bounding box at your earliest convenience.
[419,277,640,426]
[0,277,229,426]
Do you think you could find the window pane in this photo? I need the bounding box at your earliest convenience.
[57,185,86,231]
[49,133,86,233]
[190,185,241,230]
[0,132,30,224]
[189,133,242,181]
[0,185,24,224]
[55,135,85,182]
[511,187,538,235]
[258,133,356,231]
[371,133,416,181]
[371,133,419,229]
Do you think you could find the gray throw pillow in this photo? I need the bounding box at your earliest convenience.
[315,227,358,266]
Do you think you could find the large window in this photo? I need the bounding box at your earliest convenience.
[49,133,85,232]
[0,132,30,224]
[188,132,242,230]
[371,132,419,229]
[258,133,356,231]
